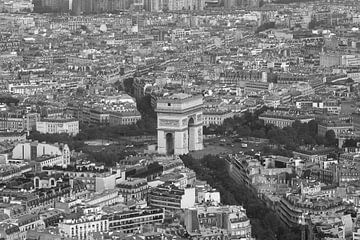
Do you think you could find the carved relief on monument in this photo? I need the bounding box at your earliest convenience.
[182,118,188,126]
[183,132,187,147]
[159,119,180,127]
[197,114,202,122]
[197,127,202,143]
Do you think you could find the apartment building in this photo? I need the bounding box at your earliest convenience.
[58,214,108,240]
[83,189,123,208]
[117,178,148,203]
[45,167,123,193]
[277,187,345,227]
[185,205,252,239]
[107,207,164,234]
[15,214,45,240]
[259,110,315,128]
[148,183,195,211]
[0,112,40,132]
[109,111,141,126]
[36,118,79,136]
[203,109,234,126]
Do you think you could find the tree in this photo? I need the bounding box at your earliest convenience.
[343,138,359,148]
[325,130,337,147]
[308,20,318,29]
[252,129,266,138]
[76,87,86,96]
[123,78,134,95]
[308,120,318,137]
[0,95,19,106]
[237,125,251,137]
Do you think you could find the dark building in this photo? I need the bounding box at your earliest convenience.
[34,0,69,12]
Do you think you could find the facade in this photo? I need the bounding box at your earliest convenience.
[12,141,70,167]
[354,229,360,240]
[109,111,141,126]
[83,189,123,208]
[277,192,345,228]
[0,132,27,142]
[0,112,40,132]
[244,82,272,94]
[36,119,79,136]
[58,214,108,240]
[107,207,164,234]
[33,174,63,189]
[45,167,123,192]
[148,183,195,211]
[167,0,205,11]
[0,179,82,214]
[185,205,252,239]
[352,112,360,131]
[156,93,203,155]
[81,106,109,126]
[16,214,45,239]
[117,178,148,203]
[203,110,234,126]
[293,149,329,163]
[35,155,67,169]
[219,70,266,85]
[259,111,315,128]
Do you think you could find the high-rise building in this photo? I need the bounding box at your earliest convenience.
[224,0,259,9]
[167,0,205,11]
[34,0,69,12]
[72,0,134,14]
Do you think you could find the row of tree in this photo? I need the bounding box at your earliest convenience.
[181,154,300,240]
[28,131,138,167]
[0,95,19,106]
[204,112,338,149]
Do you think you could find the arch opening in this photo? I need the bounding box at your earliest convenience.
[188,118,195,151]
[166,133,174,155]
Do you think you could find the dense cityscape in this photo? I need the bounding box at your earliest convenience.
[1,0,360,239]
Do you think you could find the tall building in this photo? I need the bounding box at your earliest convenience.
[34,0,69,12]
[72,0,134,14]
[167,0,205,11]
[224,0,259,9]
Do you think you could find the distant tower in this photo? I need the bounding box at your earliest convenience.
[156,94,203,155]
[71,0,81,15]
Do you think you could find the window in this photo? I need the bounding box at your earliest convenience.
[168,103,171,106]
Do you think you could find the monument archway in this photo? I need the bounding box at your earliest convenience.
[156,94,203,155]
